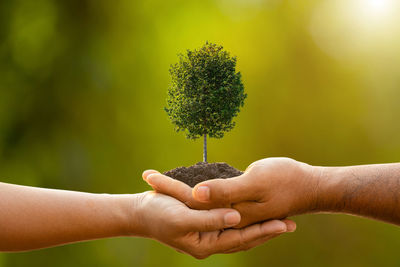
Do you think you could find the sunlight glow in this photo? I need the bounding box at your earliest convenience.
[367,0,391,12]
[309,0,400,61]
[357,0,394,21]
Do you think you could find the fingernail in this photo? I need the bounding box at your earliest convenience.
[195,186,210,202]
[286,223,296,233]
[224,211,240,227]
[146,174,155,185]
[275,222,288,233]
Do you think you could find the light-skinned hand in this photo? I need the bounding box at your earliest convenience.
[134,190,295,259]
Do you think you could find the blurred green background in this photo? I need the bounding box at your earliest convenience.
[1,0,400,266]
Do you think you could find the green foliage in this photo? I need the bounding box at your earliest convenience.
[165,42,246,140]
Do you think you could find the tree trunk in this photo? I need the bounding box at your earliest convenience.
[203,133,207,163]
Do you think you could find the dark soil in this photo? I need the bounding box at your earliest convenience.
[163,162,243,187]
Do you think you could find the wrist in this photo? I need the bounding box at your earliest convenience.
[125,192,151,238]
[310,166,346,213]
[108,193,143,237]
[288,162,322,216]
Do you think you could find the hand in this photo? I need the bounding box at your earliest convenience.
[143,157,316,228]
[133,191,295,259]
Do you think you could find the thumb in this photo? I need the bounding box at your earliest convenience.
[185,208,241,232]
[192,174,257,205]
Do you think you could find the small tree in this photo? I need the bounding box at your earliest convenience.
[165,42,246,162]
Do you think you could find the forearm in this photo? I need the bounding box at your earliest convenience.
[312,163,400,225]
[0,182,139,252]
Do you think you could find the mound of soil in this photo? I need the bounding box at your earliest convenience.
[163,162,243,187]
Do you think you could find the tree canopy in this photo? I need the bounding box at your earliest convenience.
[165,42,246,140]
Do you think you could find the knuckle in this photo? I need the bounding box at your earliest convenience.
[248,163,267,176]
[193,253,209,260]
[187,243,210,259]
[230,231,246,249]
[203,216,219,231]
[203,221,214,231]
[238,230,246,247]
[189,249,209,260]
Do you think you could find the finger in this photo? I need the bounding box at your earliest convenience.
[142,170,160,181]
[230,201,298,229]
[231,201,265,228]
[232,201,291,228]
[145,172,223,209]
[204,219,288,254]
[145,173,221,209]
[225,219,296,253]
[184,208,241,232]
[282,219,297,232]
[144,172,194,205]
[223,233,282,254]
[192,173,260,205]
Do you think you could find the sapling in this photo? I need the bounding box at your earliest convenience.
[165,42,246,163]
